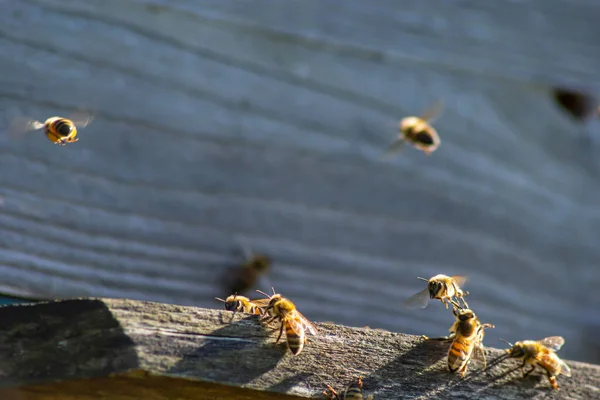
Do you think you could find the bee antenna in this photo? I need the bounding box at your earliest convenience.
[214,297,226,303]
[416,276,429,282]
[256,289,271,298]
[499,338,513,347]
[271,287,276,296]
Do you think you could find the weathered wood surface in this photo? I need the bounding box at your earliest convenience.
[0,0,599,366]
[1,298,599,400]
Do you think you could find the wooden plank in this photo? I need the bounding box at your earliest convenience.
[0,0,599,369]
[1,298,599,400]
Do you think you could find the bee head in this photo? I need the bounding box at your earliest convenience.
[58,123,74,136]
[215,294,244,311]
[428,281,443,298]
[507,343,525,358]
[456,308,475,321]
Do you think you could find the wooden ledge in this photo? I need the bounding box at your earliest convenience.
[0,298,598,400]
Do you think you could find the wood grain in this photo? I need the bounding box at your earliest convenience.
[2,298,599,400]
[0,0,599,366]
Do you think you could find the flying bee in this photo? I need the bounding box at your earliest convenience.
[323,376,374,400]
[220,241,271,296]
[403,274,469,310]
[382,100,443,157]
[424,307,494,377]
[257,288,317,356]
[9,110,93,146]
[500,336,572,390]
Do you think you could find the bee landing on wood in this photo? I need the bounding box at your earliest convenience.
[10,110,94,146]
[403,274,469,310]
[323,376,374,400]
[256,287,317,356]
[423,307,494,377]
[381,100,443,157]
[501,336,572,390]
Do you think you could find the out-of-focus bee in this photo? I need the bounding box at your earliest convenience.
[323,376,374,400]
[403,274,469,310]
[551,88,598,122]
[500,336,572,390]
[214,294,269,317]
[257,288,317,356]
[10,110,93,146]
[221,242,271,296]
[424,307,494,377]
[382,100,443,157]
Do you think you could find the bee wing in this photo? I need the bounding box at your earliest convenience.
[68,109,94,128]
[295,310,317,335]
[402,288,430,309]
[559,359,572,377]
[380,139,405,159]
[420,100,444,124]
[538,336,565,352]
[450,275,468,287]
[8,117,44,137]
[249,298,271,309]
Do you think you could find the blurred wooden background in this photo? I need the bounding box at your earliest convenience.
[0,0,599,364]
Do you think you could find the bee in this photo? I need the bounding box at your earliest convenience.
[551,87,598,121]
[220,242,271,296]
[403,274,469,310]
[323,376,374,400]
[257,288,317,356]
[500,336,572,390]
[10,110,93,146]
[382,100,443,157]
[424,307,494,377]
[214,294,269,316]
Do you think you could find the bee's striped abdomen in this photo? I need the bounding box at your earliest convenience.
[448,338,473,372]
[45,118,77,144]
[284,320,305,355]
[344,382,364,400]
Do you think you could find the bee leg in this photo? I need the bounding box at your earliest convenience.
[548,375,560,390]
[275,323,284,345]
[522,364,536,377]
[478,344,487,371]
[423,333,454,342]
[461,296,469,309]
[449,298,462,310]
[323,385,341,400]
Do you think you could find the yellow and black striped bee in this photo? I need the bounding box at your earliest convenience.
[214,294,270,316]
[10,110,93,146]
[382,100,443,157]
[220,242,271,296]
[324,376,374,400]
[404,274,469,310]
[424,307,494,377]
[257,288,317,356]
[501,336,572,390]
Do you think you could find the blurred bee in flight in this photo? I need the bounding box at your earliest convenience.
[500,336,572,390]
[9,110,94,146]
[423,306,494,377]
[323,376,374,400]
[382,100,443,157]
[220,240,271,297]
[257,287,317,356]
[404,274,469,310]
